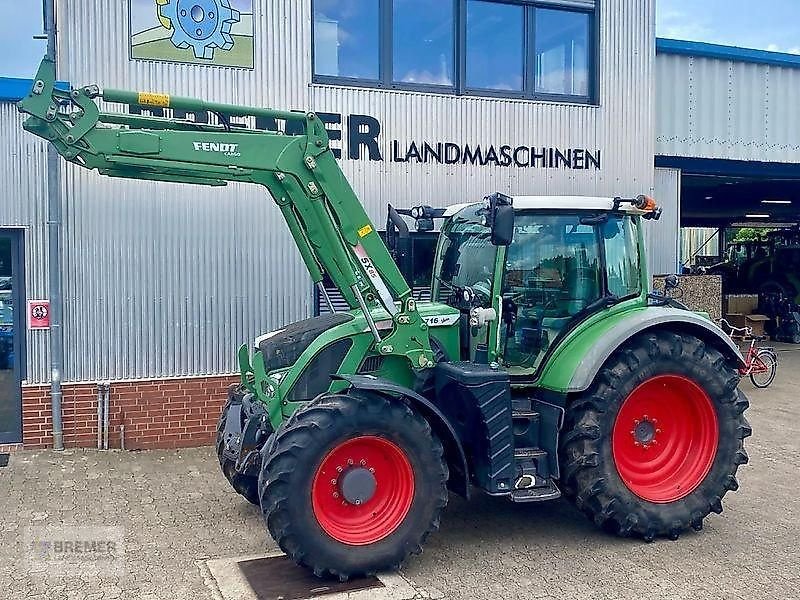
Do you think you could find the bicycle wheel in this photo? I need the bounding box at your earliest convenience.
[750,349,777,388]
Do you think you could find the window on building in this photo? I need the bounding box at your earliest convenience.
[393,0,455,86]
[535,8,590,97]
[312,0,597,103]
[313,0,381,80]
[466,1,524,92]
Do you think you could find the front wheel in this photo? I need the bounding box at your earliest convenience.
[258,391,448,580]
[560,331,751,541]
[750,349,777,388]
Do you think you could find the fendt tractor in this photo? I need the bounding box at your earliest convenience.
[19,58,751,580]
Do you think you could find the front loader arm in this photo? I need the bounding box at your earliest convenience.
[18,58,434,369]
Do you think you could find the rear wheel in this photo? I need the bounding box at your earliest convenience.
[258,391,448,580]
[216,394,260,506]
[560,331,751,540]
[749,349,777,388]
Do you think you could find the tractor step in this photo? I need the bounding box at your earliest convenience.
[514,447,547,460]
[510,478,561,503]
[512,409,540,420]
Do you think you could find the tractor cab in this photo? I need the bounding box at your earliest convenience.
[432,196,652,374]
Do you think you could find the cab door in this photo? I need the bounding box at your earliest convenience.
[499,213,602,373]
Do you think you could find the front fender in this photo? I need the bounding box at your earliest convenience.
[334,374,471,499]
[538,306,745,394]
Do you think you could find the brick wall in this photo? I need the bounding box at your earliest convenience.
[18,375,239,450]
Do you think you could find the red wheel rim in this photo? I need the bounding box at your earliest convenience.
[612,375,719,503]
[311,436,415,545]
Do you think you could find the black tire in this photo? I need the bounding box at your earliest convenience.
[258,391,448,580]
[749,349,777,388]
[216,394,261,506]
[559,330,751,541]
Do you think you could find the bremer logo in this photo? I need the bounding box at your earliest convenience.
[193,142,241,157]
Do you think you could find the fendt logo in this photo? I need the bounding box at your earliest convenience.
[192,142,241,157]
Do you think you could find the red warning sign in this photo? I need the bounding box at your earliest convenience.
[28,300,50,330]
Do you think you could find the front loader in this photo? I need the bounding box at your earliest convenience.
[19,58,751,580]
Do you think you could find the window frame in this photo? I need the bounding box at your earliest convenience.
[311,0,600,105]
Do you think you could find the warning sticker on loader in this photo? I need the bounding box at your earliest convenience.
[138,92,171,108]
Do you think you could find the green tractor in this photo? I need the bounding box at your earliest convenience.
[19,59,750,580]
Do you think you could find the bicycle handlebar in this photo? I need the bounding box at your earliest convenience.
[718,318,753,338]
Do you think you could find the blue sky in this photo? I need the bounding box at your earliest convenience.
[657,0,800,53]
[1,1,799,78]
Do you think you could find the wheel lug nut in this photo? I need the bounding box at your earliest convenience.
[360,459,367,466]
[634,419,640,425]
[336,466,343,473]
[333,492,339,499]
[656,428,662,434]
[347,458,354,465]
[369,468,375,473]
[331,479,337,485]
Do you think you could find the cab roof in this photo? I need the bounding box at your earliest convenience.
[443,196,644,217]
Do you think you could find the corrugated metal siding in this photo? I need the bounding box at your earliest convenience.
[0,104,51,383]
[681,227,720,265]
[656,53,800,161]
[10,0,657,382]
[646,168,681,276]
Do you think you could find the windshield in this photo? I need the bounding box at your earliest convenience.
[502,212,641,371]
[432,205,497,304]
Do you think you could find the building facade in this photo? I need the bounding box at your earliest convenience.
[11,0,787,450]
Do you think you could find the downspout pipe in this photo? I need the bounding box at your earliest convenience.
[44,0,65,451]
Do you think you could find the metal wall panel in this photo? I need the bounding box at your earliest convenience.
[0,105,51,384]
[656,53,800,162]
[23,0,656,382]
[646,168,681,276]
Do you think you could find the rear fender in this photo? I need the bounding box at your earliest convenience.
[565,308,745,393]
[334,374,471,499]
[538,306,745,394]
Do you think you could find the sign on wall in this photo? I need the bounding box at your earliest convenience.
[130,0,254,68]
[27,300,50,330]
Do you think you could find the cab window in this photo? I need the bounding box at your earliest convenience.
[603,216,640,298]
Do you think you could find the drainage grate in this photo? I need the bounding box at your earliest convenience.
[237,555,384,600]
[0,453,9,468]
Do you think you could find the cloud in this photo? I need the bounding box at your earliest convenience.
[764,43,800,55]
[656,8,716,42]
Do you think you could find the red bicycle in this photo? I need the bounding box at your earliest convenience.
[719,318,778,388]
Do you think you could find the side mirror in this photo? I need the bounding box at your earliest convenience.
[486,193,514,246]
[491,205,515,246]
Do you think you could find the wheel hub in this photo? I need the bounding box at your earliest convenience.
[631,416,660,448]
[339,466,377,505]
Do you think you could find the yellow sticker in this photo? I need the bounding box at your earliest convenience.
[357,224,373,238]
[138,92,170,108]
